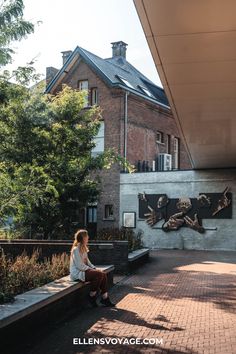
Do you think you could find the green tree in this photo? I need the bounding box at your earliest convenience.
[0,0,34,67]
[0,82,134,238]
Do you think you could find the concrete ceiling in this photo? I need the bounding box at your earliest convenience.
[134,0,236,169]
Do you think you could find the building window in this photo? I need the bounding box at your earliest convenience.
[78,79,88,90]
[116,75,134,89]
[91,121,105,156]
[173,137,180,169]
[87,206,97,223]
[167,134,171,154]
[104,204,114,219]
[138,85,154,98]
[91,87,98,105]
[156,131,164,143]
[78,80,89,107]
[71,207,85,226]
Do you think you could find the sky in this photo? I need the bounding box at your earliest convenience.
[5,0,162,87]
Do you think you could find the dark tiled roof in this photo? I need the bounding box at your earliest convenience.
[46,46,169,108]
[80,47,169,107]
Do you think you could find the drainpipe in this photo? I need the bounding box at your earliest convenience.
[124,90,129,172]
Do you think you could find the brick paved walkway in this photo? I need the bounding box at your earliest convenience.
[22,250,236,354]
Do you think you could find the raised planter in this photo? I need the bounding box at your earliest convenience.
[0,265,114,352]
[0,239,129,273]
[0,240,149,274]
[128,248,150,272]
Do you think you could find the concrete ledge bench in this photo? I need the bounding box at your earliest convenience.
[128,248,150,272]
[0,265,114,343]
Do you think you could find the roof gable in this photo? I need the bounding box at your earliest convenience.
[45,46,170,108]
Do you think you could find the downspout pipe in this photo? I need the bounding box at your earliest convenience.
[124,90,129,172]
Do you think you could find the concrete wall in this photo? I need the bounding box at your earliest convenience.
[120,169,236,251]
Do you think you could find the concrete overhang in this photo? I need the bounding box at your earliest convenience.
[134,0,236,169]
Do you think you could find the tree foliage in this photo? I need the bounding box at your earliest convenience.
[0,1,134,239]
[0,81,134,238]
[0,0,35,66]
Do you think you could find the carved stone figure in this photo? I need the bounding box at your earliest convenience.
[197,194,211,207]
[212,186,231,216]
[138,191,148,202]
[144,205,163,227]
[157,195,169,209]
[162,212,185,231]
[139,186,232,233]
[184,214,205,233]
[176,197,192,213]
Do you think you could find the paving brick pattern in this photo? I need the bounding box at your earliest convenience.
[18,250,236,354]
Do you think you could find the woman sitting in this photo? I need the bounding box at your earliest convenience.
[70,229,115,307]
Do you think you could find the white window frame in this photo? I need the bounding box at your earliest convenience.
[156,131,164,144]
[87,206,97,223]
[104,204,114,220]
[78,80,89,107]
[139,85,154,98]
[167,134,171,154]
[91,121,105,156]
[91,87,98,105]
[173,137,180,169]
[117,75,134,89]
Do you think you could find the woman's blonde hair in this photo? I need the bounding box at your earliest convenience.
[71,229,89,255]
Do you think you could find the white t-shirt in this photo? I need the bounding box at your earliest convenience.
[69,246,96,281]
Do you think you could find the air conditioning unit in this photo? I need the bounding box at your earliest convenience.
[158,153,172,171]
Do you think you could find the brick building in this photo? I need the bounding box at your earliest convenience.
[45,41,191,237]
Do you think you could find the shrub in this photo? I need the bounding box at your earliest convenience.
[0,247,70,304]
[96,227,143,252]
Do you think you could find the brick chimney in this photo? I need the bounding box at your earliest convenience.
[46,66,59,85]
[111,41,128,59]
[61,50,73,65]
